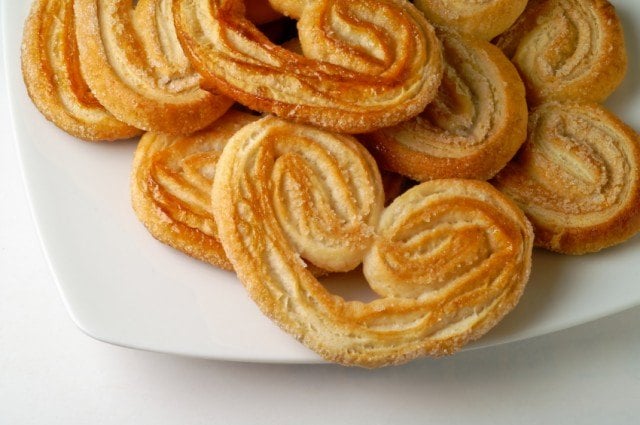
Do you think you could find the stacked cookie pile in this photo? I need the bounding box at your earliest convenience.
[22,0,640,367]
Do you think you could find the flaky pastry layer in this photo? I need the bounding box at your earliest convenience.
[21,0,140,141]
[414,0,528,40]
[131,109,259,270]
[173,0,443,133]
[212,116,533,367]
[495,0,627,105]
[363,29,527,182]
[74,0,233,134]
[493,102,640,254]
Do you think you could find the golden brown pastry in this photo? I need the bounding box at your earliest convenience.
[74,0,233,134]
[132,109,331,276]
[493,102,640,255]
[131,109,258,270]
[21,0,140,141]
[362,179,532,357]
[223,116,384,273]
[212,116,533,368]
[362,29,527,182]
[173,0,443,134]
[414,0,528,40]
[495,0,627,105]
[266,0,304,18]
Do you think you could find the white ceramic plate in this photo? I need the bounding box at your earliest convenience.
[4,0,640,364]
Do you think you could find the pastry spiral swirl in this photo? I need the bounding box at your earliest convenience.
[493,102,640,255]
[21,0,140,141]
[74,0,233,134]
[414,0,528,40]
[363,29,527,182]
[266,0,303,18]
[131,110,258,270]
[495,0,627,105]
[212,117,533,367]
[173,0,443,133]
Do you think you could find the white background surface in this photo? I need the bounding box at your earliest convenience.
[2,6,640,425]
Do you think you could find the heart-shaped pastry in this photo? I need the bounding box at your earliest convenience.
[173,0,443,133]
[212,116,533,367]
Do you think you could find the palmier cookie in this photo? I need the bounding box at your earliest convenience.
[74,0,233,134]
[131,109,329,277]
[413,0,528,40]
[362,29,527,182]
[131,110,258,270]
[493,103,640,255]
[173,0,443,134]
[495,0,627,105]
[212,117,533,367]
[21,0,140,141]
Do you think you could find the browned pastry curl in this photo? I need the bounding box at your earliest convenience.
[362,29,527,182]
[132,109,330,277]
[74,0,233,134]
[414,0,528,40]
[131,110,258,270]
[266,0,303,18]
[494,0,627,105]
[21,0,140,141]
[212,116,533,367]
[173,0,443,133]
[493,102,640,255]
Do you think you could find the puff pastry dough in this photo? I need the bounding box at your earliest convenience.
[414,0,528,40]
[212,116,533,367]
[74,0,233,134]
[495,0,627,105]
[363,29,527,182]
[131,109,258,270]
[21,0,140,141]
[266,0,304,18]
[493,102,640,254]
[173,0,443,133]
